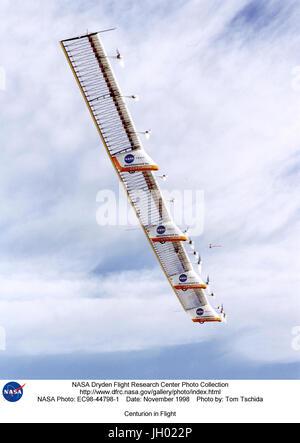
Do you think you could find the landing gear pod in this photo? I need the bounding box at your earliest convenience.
[189,306,222,323]
[112,149,159,172]
[147,222,188,243]
[171,271,207,290]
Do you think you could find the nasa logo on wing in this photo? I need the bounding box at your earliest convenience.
[179,274,188,283]
[124,154,135,164]
[3,382,25,403]
[196,308,204,316]
[157,225,166,235]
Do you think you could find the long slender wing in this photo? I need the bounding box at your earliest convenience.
[60,32,224,324]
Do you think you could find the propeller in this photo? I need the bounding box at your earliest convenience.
[197,257,202,274]
[158,174,168,182]
[188,239,195,250]
[116,48,125,67]
[188,251,199,261]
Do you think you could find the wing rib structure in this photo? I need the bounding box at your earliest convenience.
[60,32,224,324]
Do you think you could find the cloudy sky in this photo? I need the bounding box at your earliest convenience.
[0,0,299,379]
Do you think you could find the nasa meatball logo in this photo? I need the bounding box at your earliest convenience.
[179,274,188,283]
[196,308,204,316]
[3,382,25,402]
[124,154,135,164]
[157,225,166,235]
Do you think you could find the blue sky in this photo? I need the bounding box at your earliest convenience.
[0,0,299,379]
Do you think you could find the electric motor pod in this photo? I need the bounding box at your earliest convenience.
[112,149,159,172]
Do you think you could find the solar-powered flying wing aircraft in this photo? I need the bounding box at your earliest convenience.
[60,31,226,325]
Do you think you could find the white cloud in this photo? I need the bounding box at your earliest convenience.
[0,268,215,356]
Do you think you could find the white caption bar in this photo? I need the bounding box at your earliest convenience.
[0,380,299,423]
